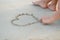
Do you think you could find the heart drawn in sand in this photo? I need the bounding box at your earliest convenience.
[11,13,40,26]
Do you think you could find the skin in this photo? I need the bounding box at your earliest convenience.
[48,0,58,11]
[32,0,51,8]
[33,0,60,24]
[32,0,57,10]
[41,0,60,24]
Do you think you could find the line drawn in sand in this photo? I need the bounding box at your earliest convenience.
[11,13,40,27]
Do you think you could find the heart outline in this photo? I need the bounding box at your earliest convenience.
[11,13,40,26]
